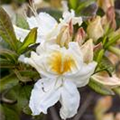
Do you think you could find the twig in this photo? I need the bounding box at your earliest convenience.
[73,92,94,120]
[50,107,61,120]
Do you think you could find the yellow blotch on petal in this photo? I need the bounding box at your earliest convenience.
[49,51,76,74]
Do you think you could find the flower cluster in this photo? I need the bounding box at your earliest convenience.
[1,0,120,120]
[15,7,97,119]
[13,0,120,118]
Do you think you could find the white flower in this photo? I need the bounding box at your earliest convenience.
[60,9,82,26]
[25,42,97,119]
[14,12,57,43]
[14,10,82,43]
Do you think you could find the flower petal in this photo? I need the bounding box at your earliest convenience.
[25,51,56,78]
[66,62,97,87]
[62,10,82,26]
[27,12,57,36]
[81,39,94,63]
[59,80,80,119]
[13,25,29,42]
[29,78,60,115]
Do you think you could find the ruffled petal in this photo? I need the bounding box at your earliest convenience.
[25,52,56,78]
[66,62,97,87]
[27,12,57,36]
[59,80,80,119]
[29,78,60,115]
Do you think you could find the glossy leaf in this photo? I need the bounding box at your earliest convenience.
[95,49,104,63]
[69,0,78,9]
[0,7,17,51]
[18,28,37,54]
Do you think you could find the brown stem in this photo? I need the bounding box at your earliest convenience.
[50,107,61,120]
[73,92,94,120]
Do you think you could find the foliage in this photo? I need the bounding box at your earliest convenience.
[0,0,120,119]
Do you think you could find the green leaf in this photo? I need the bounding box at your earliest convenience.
[98,56,114,74]
[80,3,97,16]
[0,48,18,62]
[2,105,20,120]
[0,105,5,120]
[108,46,120,58]
[105,34,120,48]
[0,73,19,92]
[20,70,39,79]
[16,14,29,29]
[0,37,10,49]
[0,58,15,68]
[18,28,37,54]
[17,85,33,114]
[113,87,120,96]
[69,0,78,9]
[76,0,95,14]
[95,49,104,64]
[89,78,115,95]
[13,69,32,82]
[0,7,17,51]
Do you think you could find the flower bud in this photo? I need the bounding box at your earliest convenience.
[56,25,72,47]
[91,71,120,88]
[97,0,114,12]
[81,39,94,63]
[75,27,86,46]
[87,16,104,42]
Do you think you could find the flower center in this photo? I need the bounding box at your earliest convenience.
[49,51,76,75]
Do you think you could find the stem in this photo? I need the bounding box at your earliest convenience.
[73,92,94,120]
[108,46,120,58]
[50,107,60,120]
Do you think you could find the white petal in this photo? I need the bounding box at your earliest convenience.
[61,0,69,12]
[29,78,60,115]
[25,52,51,77]
[27,12,57,36]
[68,42,83,68]
[27,16,39,29]
[72,17,82,26]
[18,54,26,63]
[13,25,29,42]
[59,80,80,119]
[62,10,75,23]
[62,10,82,26]
[66,62,97,87]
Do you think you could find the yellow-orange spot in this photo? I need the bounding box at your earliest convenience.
[49,51,76,74]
